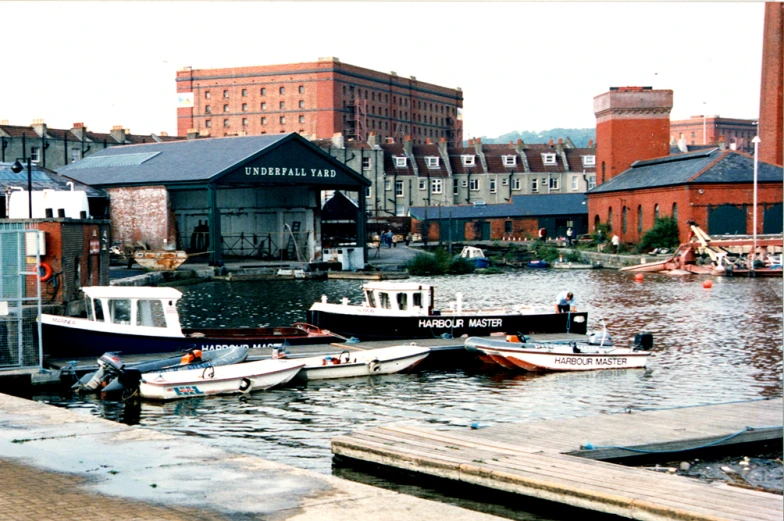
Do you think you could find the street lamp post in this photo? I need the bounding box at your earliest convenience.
[751,135,761,277]
[10,158,32,218]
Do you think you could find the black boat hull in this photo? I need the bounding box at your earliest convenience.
[306,310,588,341]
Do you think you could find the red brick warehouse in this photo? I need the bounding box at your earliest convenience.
[176,57,464,147]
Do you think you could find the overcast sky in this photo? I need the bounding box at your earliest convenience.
[1,2,766,139]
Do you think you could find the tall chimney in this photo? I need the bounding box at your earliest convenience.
[759,2,784,165]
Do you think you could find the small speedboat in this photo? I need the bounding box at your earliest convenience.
[73,345,250,395]
[465,330,653,372]
[281,344,431,381]
[527,260,549,268]
[138,358,305,400]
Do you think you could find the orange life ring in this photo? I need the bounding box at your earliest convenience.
[39,263,53,282]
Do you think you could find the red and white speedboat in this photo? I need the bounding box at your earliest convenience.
[464,331,653,372]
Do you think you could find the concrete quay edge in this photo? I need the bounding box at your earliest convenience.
[0,393,505,521]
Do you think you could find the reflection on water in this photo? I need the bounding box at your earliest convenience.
[37,270,782,518]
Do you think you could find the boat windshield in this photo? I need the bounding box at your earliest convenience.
[137,299,167,327]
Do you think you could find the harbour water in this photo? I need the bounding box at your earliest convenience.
[36,269,782,519]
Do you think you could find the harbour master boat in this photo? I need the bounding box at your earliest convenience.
[40,286,340,359]
[306,281,587,341]
[464,329,653,372]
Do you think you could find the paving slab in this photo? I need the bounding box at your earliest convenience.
[0,393,504,521]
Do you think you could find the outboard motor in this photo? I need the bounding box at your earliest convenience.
[76,353,125,391]
[632,332,654,351]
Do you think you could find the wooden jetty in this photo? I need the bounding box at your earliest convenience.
[332,398,783,521]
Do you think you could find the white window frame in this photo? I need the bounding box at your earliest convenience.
[431,178,443,194]
[588,176,596,190]
[513,178,521,191]
[501,177,508,186]
[394,156,407,168]
[395,180,404,198]
[425,156,440,168]
[502,155,516,167]
[461,154,475,166]
[419,179,427,191]
[453,179,459,195]
[362,157,372,171]
[531,177,539,193]
[461,180,468,188]
[549,177,560,190]
[365,186,372,198]
[469,178,480,192]
[582,155,596,166]
[30,147,40,163]
[571,175,579,191]
[542,153,557,165]
[385,180,392,191]
[489,178,497,194]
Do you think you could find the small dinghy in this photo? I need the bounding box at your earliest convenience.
[138,358,305,400]
[465,329,653,372]
[279,344,430,381]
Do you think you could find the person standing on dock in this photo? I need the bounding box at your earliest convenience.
[555,291,575,313]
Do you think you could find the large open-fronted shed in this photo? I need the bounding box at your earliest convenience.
[58,133,371,265]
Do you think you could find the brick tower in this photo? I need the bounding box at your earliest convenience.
[593,87,673,185]
[759,2,784,166]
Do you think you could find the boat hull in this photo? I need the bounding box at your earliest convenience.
[294,345,430,380]
[306,309,587,341]
[40,317,338,359]
[138,359,304,400]
[465,337,650,372]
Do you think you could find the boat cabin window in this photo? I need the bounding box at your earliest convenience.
[413,293,422,308]
[397,293,408,310]
[92,298,105,321]
[108,299,132,325]
[366,290,376,307]
[379,292,391,309]
[136,299,167,328]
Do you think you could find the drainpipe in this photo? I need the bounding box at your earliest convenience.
[1,137,7,162]
[507,170,515,201]
[465,168,472,204]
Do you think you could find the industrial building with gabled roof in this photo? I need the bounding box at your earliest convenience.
[57,133,371,267]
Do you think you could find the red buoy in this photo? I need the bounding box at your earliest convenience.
[703,280,713,289]
[634,273,644,282]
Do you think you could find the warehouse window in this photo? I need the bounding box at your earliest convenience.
[242,103,247,112]
[261,88,266,95]
[205,105,211,114]
[280,101,285,109]
[261,102,266,110]
[280,116,286,124]
[299,100,304,108]
[223,104,229,112]
[241,89,247,97]
[205,120,211,128]
[298,85,304,94]
[299,115,305,123]
[242,118,248,127]
[205,91,211,99]
[279,86,285,94]
[261,117,266,125]
[223,90,229,98]
[223,119,230,127]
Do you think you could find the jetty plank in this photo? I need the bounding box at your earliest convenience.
[332,399,783,521]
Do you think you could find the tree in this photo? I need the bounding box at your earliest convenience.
[639,217,680,252]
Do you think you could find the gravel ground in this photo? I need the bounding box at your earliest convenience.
[648,452,783,494]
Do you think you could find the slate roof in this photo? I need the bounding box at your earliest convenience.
[0,162,106,197]
[589,149,783,194]
[56,133,368,188]
[409,193,587,220]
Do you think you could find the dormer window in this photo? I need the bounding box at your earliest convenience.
[502,155,517,167]
[425,156,440,168]
[542,153,557,165]
[394,156,407,168]
[461,155,475,166]
[582,155,596,166]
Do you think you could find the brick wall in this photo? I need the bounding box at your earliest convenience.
[108,186,172,249]
[588,183,782,244]
[759,2,784,166]
[594,88,673,183]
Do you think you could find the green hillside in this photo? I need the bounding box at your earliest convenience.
[470,128,596,148]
